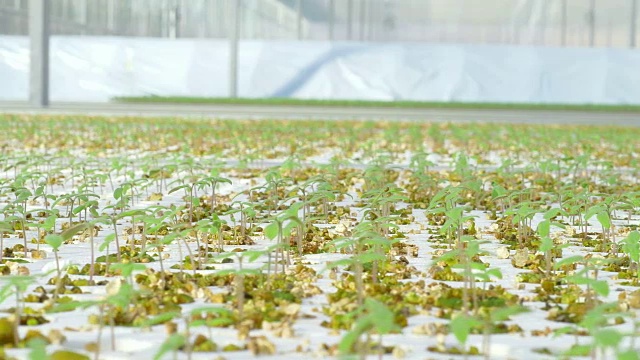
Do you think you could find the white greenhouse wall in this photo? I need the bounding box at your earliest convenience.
[2,36,640,104]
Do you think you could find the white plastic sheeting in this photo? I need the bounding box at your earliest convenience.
[2,36,640,104]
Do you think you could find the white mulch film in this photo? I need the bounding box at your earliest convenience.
[0,118,638,360]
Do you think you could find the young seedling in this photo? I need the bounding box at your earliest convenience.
[215,250,264,320]
[537,207,567,278]
[0,275,36,346]
[264,169,291,216]
[585,203,612,250]
[556,255,610,309]
[189,306,235,339]
[339,298,400,360]
[437,236,488,315]
[263,204,303,274]
[557,302,624,359]
[154,334,187,360]
[327,222,392,306]
[479,305,528,359]
[450,312,482,359]
[44,234,64,299]
[622,230,640,281]
[0,219,15,262]
[196,174,232,210]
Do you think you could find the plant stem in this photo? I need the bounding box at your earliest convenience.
[53,250,62,300]
[89,227,95,284]
[13,286,20,345]
[109,305,116,350]
[181,238,197,277]
[112,218,122,262]
[96,304,105,360]
[483,318,491,360]
[236,272,245,320]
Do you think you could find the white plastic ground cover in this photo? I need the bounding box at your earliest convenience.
[0,143,639,360]
[2,36,640,104]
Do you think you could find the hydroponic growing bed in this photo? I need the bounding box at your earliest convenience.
[0,115,639,360]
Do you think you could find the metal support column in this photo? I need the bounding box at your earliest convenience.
[229,0,240,98]
[588,0,596,47]
[367,0,373,41]
[296,0,303,40]
[359,0,366,40]
[328,0,335,40]
[631,0,638,47]
[560,0,567,46]
[29,0,49,107]
[347,0,353,40]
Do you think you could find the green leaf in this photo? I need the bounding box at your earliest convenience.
[623,231,640,263]
[202,317,235,327]
[153,334,186,360]
[49,350,89,360]
[48,300,98,313]
[109,263,147,277]
[264,222,279,240]
[190,306,233,317]
[544,207,566,220]
[44,234,63,251]
[0,221,14,232]
[486,268,503,279]
[354,252,386,265]
[552,325,577,337]
[626,230,640,245]
[618,350,640,360]
[434,248,461,263]
[243,250,265,262]
[580,302,617,330]
[325,259,354,270]
[139,311,181,327]
[429,189,448,208]
[554,255,585,269]
[584,205,603,221]
[450,314,480,345]
[593,328,622,348]
[596,212,611,229]
[491,305,528,321]
[113,187,123,200]
[567,275,610,297]
[539,236,553,253]
[537,220,550,238]
[43,215,57,230]
[467,262,487,271]
[364,299,399,334]
[563,344,592,357]
[338,326,362,355]
[285,202,303,216]
[445,207,464,222]
[361,235,393,247]
[590,279,610,297]
[60,223,90,241]
[107,283,135,308]
[27,338,48,360]
[118,209,147,219]
[99,233,116,252]
[168,185,187,194]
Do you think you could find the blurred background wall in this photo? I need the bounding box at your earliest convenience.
[1,0,639,103]
[2,0,638,47]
